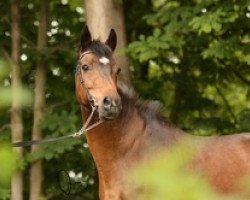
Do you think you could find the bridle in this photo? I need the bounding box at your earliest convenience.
[75,50,103,133]
[12,51,103,147]
[76,51,95,108]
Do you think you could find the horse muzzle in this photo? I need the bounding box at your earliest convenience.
[98,96,122,121]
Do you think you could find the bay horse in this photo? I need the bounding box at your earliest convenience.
[75,26,250,200]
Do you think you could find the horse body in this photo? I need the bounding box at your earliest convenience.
[83,87,250,199]
[194,133,250,194]
[75,26,250,199]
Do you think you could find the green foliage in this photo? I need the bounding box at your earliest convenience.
[0,144,18,200]
[0,86,33,108]
[0,58,33,108]
[30,107,82,161]
[0,144,17,186]
[238,109,250,131]
[128,0,250,135]
[0,0,98,198]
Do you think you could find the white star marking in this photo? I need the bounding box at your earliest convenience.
[99,57,110,65]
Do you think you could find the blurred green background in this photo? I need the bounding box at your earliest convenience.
[1,0,250,199]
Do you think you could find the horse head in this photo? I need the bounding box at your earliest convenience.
[75,26,122,121]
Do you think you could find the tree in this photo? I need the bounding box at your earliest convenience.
[29,0,48,199]
[128,0,250,135]
[10,0,23,199]
[1,1,98,199]
[84,0,132,86]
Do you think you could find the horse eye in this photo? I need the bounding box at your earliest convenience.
[116,68,121,75]
[82,64,89,71]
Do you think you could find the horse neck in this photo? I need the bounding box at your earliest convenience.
[81,103,145,163]
[81,97,183,168]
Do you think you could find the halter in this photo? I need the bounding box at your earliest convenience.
[75,50,103,133]
[76,51,95,108]
[12,51,103,147]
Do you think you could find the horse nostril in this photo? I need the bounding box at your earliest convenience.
[103,97,112,109]
[113,99,121,108]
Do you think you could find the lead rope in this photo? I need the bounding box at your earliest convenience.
[13,52,103,147]
[72,105,103,138]
[12,105,103,147]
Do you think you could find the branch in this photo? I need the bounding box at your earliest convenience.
[4,17,36,48]
[0,124,11,133]
[46,101,68,112]
[215,85,237,124]
[233,70,250,86]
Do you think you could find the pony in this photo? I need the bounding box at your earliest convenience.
[75,26,250,200]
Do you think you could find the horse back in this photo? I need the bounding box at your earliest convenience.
[193,133,250,195]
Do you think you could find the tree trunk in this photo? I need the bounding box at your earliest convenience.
[10,0,23,199]
[29,1,48,199]
[84,0,132,87]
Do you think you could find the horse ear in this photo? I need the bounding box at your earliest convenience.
[105,29,117,52]
[81,25,92,51]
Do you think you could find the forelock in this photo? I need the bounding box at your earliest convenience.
[85,40,112,58]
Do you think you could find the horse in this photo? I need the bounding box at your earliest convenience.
[75,26,250,200]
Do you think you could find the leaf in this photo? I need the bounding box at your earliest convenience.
[0,188,10,200]
[153,28,161,37]
[0,144,17,188]
[244,54,250,65]
[211,21,222,32]
[139,49,158,62]
[0,87,33,108]
[238,109,250,131]
[201,23,212,33]
[189,17,202,30]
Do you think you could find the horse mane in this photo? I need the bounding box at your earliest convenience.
[118,83,175,128]
[84,40,112,58]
